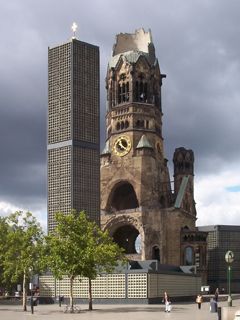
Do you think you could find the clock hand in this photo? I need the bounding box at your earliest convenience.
[119,140,127,150]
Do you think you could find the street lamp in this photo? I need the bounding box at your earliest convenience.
[225,250,234,307]
[29,267,35,314]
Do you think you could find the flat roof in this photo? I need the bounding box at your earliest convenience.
[198,225,240,232]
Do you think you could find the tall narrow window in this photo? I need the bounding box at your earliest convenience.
[135,80,148,102]
[117,74,129,105]
[184,246,194,265]
[122,83,126,102]
[139,82,144,101]
[152,246,160,261]
[144,83,148,102]
[135,81,139,101]
[126,82,129,101]
[118,84,121,104]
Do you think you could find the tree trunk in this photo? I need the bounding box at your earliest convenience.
[22,270,27,311]
[88,278,93,311]
[69,276,74,313]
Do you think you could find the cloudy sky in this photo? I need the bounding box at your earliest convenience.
[0,0,240,229]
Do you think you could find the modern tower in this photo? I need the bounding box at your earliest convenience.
[48,30,100,232]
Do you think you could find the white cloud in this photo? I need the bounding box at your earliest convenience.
[0,201,47,232]
[196,169,240,226]
[0,201,20,216]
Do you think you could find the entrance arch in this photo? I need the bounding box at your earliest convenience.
[112,224,140,254]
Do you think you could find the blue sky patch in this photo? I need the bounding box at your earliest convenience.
[226,185,240,192]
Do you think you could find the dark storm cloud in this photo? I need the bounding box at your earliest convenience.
[0,0,239,219]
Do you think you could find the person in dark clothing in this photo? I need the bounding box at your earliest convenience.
[214,288,219,302]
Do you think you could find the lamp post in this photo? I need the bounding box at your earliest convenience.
[29,267,34,314]
[225,250,234,307]
[29,282,34,314]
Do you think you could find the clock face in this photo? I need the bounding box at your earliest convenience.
[113,136,132,157]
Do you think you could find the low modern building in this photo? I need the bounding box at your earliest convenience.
[39,261,201,304]
[198,225,240,293]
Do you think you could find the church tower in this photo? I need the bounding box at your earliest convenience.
[101,29,206,268]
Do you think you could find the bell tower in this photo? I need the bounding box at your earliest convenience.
[100,29,205,269]
[101,29,172,261]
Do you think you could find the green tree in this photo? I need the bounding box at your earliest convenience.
[0,216,10,289]
[1,211,45,311]
[81,221,126,310]
[46,211,125,312]
[46,211,88,312]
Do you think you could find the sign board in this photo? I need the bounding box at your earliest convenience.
[225,251,234,264]
[201,286,210,292]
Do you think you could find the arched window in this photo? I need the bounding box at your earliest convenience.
[135,76,148,102]
[184,246,194,265]
[124,120,129,129]
[117,74,129,104]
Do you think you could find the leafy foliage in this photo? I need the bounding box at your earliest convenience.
[46,210,126,310]
[0,211,45,310]
[0,216,10,288]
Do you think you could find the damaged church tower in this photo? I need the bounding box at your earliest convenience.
[100,29,207,278]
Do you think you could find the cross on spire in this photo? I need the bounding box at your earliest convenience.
[71,22,78,39]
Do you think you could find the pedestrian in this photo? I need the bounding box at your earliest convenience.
[196,293,203,309]
[214,288,219,302]
[162,291,171,312]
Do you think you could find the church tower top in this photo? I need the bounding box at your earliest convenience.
[112,28,153,56]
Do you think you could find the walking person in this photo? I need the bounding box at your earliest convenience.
[214,288,219,302]
[162,291,171,312]
[196,293,203,309]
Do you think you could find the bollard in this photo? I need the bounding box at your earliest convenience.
[30,295,34,314]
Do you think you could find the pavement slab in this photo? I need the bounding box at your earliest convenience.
[0,300,229,320]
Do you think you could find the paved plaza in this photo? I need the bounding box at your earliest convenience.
[1,299,240,320]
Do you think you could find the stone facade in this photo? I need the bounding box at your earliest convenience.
[100,29,207,279]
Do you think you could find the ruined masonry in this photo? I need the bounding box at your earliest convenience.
[100,29,207,281]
